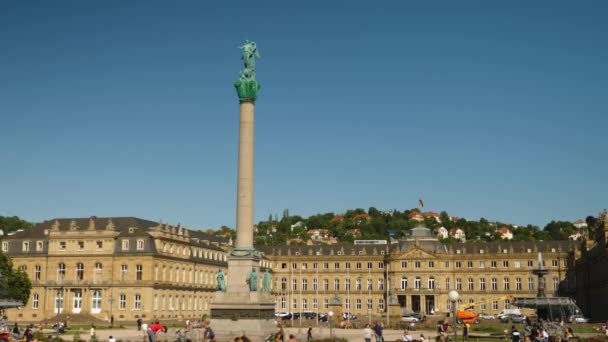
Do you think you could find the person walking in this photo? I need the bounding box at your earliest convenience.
[363,324,373,342]
[373,321,384,342]
[463,323,470,341]
[306,327,312,341]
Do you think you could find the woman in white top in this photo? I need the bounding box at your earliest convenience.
[363,323,373,342]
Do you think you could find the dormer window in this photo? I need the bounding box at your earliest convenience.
[36,241,43,251]
[121,240,129,251]
[136,240,145,251]
[22,242,30,252]
[2,242,8,252]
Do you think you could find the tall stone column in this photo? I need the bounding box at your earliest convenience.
[236,101,255,249]
[210,41,274,340]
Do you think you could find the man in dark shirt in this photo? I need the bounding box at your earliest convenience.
[373,321,383,342]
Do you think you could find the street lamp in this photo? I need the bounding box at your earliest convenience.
[328,311,334,341]
[448,290,459,340]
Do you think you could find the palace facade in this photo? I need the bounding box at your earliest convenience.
[260,227,577,320]
[1,217,235,322]
[3,218,578,322]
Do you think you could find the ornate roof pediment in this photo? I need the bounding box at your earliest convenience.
[397,246,436,259]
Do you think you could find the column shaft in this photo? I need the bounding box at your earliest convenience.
[236,101,255,248]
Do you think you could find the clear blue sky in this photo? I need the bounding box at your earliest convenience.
[1,1,606,229]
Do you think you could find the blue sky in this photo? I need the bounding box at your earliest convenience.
[1,1,606,229]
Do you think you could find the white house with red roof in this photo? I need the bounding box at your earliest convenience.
[408,211,424,222]
[449,227,466,241]
[435,226,448,239]
[498,226,513,240]
[423,211,441,222]
[573,219,588,229]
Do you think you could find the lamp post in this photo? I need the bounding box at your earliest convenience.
[328,311,334,341]
[448,290,459,340]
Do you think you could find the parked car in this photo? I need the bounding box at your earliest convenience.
[500,314,526,323]
[411,312,426,322]
[318,313,328,322]
[293,311,317,320]
[342,312,357,320]
[478,312,496,320]
[401,314,420,323]
[569,315,589,323]
[275,312,293,320]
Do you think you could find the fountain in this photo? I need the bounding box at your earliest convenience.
[512,253,583,337]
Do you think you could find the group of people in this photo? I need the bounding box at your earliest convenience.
[362,321,385,342]
[138,319,166,342]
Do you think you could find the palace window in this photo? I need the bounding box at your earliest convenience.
[456,278,462,290]
[334,279,340,291]
[334,262,340,269]
[356,278,362,291]
[57,263,66,279]
[491,261,497,268]
[119,294,126,309]
[445,278,450,290]
[292,279,297,291]
[345,298,350,310]
[503,261,509,268]
[78,241,84,249]
[324,298,329,309]
[516,278,522,290]
[445,261,450,268]
[313,298,318,309]
[415,261,421,269]
[401,277,408,289]
[429,277,435,289]
[36,241,43,251]
[323,263,329,269]
[492,301,498,310]
[468,278,474,291]
[356,262,362,269]
[313,279,318,291]
[378,262,384,269]
[96,241,103,249]
[378,299,385,311]
[302,298,308,310]
[35,265,41,282]
[281,263,287,269]
[455,261,462,269]
[467,261,473,268]
[514,261,521,268]
[552,260,558,267]
[134,294,142,309]
[1,242,8,252]
[553,277,559,291]
[32,293,39,309]
[59,241,66,250]
[401,261,407,268]
[491,278,497,291]
[367,278,372,291]
[22,242,29,252]
[292,263,297,270]
[91,290,102,313]
[479,278,486,290]
[528,260,534,268]
[137,240,145,251]
[313,263,318,269]
[345,263,350,269]
[281,297,286,309]
[19,265,26,272]
[479,261,485,268]
[76,263,84,281]
[429,261,435,268]
[415,277,421,289]
[323,279,329,291]
[504,299,511,309]
[302,279,308,291]
[528,277,534,290]
[378,279,384,291]
[345,278,350,291]
[121,240,129,251]
[367,298,373,310]
[367,262,372,269]
[292,299,297,310]
[136,265,143,281]
[55,290,63,314]
[503,277,510,290]
[281,277,286,290]
[356,299,362,310]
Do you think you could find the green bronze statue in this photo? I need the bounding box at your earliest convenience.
[235,40,261,102]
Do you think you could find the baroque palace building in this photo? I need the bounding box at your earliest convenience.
[2,219,578,322]
[260,227,577,320]
[1,217,237,322]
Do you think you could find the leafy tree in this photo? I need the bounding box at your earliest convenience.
[543,221,575,240]
[0,253,32,304]
[0,216,33,236]
[368,207,381,218]
[439,211,451,228]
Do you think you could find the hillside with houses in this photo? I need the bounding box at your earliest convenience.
[247,208,593,247]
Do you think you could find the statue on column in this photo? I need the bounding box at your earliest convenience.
[216,269,226,292]
[246,268,259,292]
[262,269,271,293]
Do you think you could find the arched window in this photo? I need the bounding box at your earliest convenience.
[401,277,408,289]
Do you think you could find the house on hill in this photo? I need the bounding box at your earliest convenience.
[435,226,448,239]
[449,227,466,241]
[498,226,513,240]
[423,211,441,223]
[408,212,424,222]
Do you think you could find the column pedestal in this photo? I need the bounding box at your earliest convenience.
[210,254,275,340]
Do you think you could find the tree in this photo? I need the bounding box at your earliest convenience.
[0,216,33,236]
[543,221,575,240]
[0,253,32,304]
